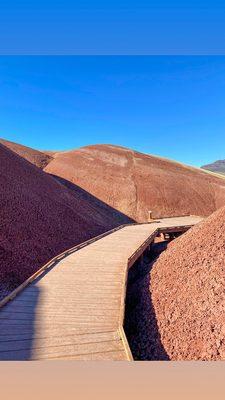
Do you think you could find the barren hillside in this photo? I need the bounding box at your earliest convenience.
[0,138,52,169]
[151,206,225,360]
[4,139,225,221]
[0,143,131,298]
[44,144,225,221]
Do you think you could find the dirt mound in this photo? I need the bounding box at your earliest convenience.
[44,144,225,221]
[0,143,131,298]
[0,138,52,169]
[151,207,225,360]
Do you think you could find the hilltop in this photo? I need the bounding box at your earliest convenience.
[3,139,225,221]
[44,144,225,220]
[0,138,52,169]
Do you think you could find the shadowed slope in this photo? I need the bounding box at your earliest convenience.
[151,206,225,360]
[0,143,132,298]
[124,245,170,360]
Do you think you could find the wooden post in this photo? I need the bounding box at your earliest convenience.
[148,210,153,222]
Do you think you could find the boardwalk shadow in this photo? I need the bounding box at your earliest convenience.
[0,254,69,361]
[124,243,170,360]
[0,284,41,360]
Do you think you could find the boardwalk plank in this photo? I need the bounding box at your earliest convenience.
[0,216,203,361]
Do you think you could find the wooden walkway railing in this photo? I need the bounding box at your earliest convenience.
[0,216,203,360]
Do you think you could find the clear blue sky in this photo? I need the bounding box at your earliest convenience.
[0,56,225,167]
[0,1,225,54]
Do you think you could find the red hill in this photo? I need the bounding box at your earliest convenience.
[151,206,225,360]
[44,144,225,220]
[0,138,52,169]
[0,143,131,298]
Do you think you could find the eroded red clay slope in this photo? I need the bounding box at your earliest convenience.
[44,144,225,221]
[3,140,225,221]
[0,138,52,169]
[0,143,131,297]
[151,206,225,360]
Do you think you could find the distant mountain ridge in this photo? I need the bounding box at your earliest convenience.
[201,160,225,175]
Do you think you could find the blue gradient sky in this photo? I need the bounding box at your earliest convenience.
[0,1,225,54]
[0,56,225,167]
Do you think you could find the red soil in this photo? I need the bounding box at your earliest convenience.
[0,138,52,169]
[4,141,225,221]
[0,143,131,298]
[44,144,225,221]
[151,206,225,360]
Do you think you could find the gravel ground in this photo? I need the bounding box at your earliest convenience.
[151,207,225,360]
[0,283,10,302]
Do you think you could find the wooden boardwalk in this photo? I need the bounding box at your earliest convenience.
[0,216,203,360]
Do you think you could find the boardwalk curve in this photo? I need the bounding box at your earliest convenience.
[0,216,203,360]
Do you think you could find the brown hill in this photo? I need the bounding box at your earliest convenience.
[3,140,225,220]
[202,159,225,175]
[0,143,131,299]
[0,138,52,169]
[44,144,225,221]
[151,206,225,360]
